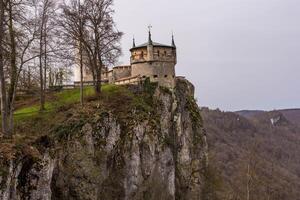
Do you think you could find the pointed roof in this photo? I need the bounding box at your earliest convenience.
[148,31,153,45]
[172,34,176,47]
[130,30,176,51]
[132,37,136,48]
[131,42,176,51]
[130,42,175,51]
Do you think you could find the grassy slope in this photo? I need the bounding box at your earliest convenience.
[14,87,95,120]
[0,83,156,160]
[0,86,105,154]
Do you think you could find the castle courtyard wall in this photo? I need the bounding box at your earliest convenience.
[112,66,132,81]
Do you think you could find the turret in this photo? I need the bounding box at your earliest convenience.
[129,30,177,88]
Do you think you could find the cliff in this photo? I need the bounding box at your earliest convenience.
[0,78,208,200]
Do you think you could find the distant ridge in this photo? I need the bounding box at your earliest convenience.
[235,110,264,118]
[236,108,300,126]
[201,107,300,199]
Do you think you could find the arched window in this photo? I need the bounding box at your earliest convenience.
[164,75,168,78]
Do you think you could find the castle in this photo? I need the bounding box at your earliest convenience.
[74,31,177,88]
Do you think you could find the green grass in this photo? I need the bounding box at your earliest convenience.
[13,85,126,120]
[56,86,94,104]
[14,103,51,117]
[14,86,95,121]
[13,83,156,133]
[102,84,133,94]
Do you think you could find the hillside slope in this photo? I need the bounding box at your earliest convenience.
[202,108,300,200]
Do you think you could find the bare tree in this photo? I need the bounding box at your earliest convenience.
[84,0,122,94]
[7,0,38,134]
[1,0,40,136]
[37,0,59,111]
[0,0,8,135]
[60,0,87,105]
[0,0,121,136]
[78,0,84,105]
[60,0,122,96]
[38,0,49,110]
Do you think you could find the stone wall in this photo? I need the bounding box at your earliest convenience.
[114,75,142,85]
[130,46,176,88]
[112,66,132,81]
[130,47,176,64]
[130,47,148,63]
[131,61,175,88]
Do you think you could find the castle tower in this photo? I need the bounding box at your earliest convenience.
[130,30,177,88]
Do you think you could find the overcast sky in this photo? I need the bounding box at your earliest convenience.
[113,0,300,111]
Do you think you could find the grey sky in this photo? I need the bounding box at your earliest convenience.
[114,0,300,111]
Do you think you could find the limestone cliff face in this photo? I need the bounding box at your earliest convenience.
[0,78,208,200]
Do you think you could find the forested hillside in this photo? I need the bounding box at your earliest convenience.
[202,108,300,200]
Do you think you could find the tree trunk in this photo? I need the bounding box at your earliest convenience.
[39,15,45,111]
[92,53,100,93]
[79,5,84,106]
[79,40,84,105]
[7,0,17,135]
[96,53,102,94]
[246,163,251,200]
[95,64,101,94]
[43,20,47,91]
[0,0,8,136]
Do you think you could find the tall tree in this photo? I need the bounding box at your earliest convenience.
[0,0,8,135]
[78,0,84,105]
[60,0,87,105]
[1,0,40,136]
[60,0,122,95]
[84,0,122,94]
[0,0,59,136]
[38,0,49,110]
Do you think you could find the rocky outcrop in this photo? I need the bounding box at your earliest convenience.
[0,78,208,200]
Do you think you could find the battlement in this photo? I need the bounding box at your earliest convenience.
[130,46,176,64]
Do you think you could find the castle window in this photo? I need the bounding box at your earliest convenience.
[164,51,167,56]
[164,75,168,78]
[153,75,158,78]
[157,50,160,57]
[142,76,146,78]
